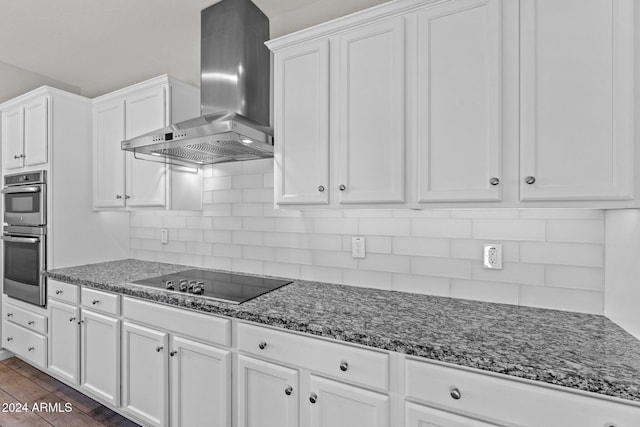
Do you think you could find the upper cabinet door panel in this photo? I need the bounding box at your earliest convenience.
[520,0,634,201]
[2,107,23,170]
[23,96,49,167]
[125,86,168,207]
[337,17,405,204]
[275,40,330,205]
[416,0,502,202]
[94,100,126,208]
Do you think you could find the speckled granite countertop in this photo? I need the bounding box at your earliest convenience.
[47,259,640,404]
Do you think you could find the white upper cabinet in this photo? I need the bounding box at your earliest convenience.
[274,40,330,205]
[92,75,201,210]
[414,0,502,202]
[335,17,406,204]
[2,95,49,171]
[519,0,634,201]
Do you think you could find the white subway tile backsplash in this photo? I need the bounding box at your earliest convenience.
[520,242,604,268]
[546,220,605,244]
[359,218,410,236]
[391,274,450,297]
[129,162,607,314]
[450,279,519,305]
[473,219,545,241]
[412,219,472,239]
[392,237,449,257]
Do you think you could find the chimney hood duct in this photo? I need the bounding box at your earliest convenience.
[121,0,273,166]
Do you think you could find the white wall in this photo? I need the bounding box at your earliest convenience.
[130,159,606,314]
[605,209,640,339]
[0,61,79,103]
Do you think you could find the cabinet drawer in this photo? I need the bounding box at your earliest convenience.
[81,288,120,316]
[122,297,230,347]
[2,321,47,368]
[3,301,47,334]
[48,280,79,305]
[405,359,640,426]
[237,322,389,391]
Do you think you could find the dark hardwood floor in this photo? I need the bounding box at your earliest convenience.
[0,357,139,427]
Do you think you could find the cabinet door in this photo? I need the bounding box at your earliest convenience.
[94,100,127,208]
[81,310,120,406]
[308,375,389,427]
[23,96,49,167]
[125,86,168,207]
[274,40,330,205]
[405,402,499,427]
[48,300,80,384]
[122,321,169,427]
[170,336,231,427]
[336,17,405,204]
[2,107,24,170]
[237,355,299,427]
[520,0,634,201]
[415,0,502,202]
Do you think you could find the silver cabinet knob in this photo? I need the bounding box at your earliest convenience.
[20,154,25,158]
[258,341,267,350]
[339,184,346,191]
[284,385,293,396]
[78,320,85,324]
[170,350,178,357]
[317,185,325,192]
[55,290,63,295]
[6,313,13,318]
[339,360,348,372]
[6,337,13,342]
[27,321,35,326]
[309,392,318,404]
[92,300,100,305]
[116,195,122,199]
[489,177,500,186]
[449,386,462,400]
[69,317,76,322]
[156,346,163,352]
[28,346,35,352]
[124,195,131,199]
[13,155,19,159]
[524,176,536,185]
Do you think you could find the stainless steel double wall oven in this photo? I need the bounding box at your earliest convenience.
[2,170,47,306]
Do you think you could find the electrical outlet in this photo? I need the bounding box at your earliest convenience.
[161,228,169,244]
[483,244,502,269]
[352,236,366,258]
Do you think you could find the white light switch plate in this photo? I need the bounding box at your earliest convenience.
[161,228,169,244]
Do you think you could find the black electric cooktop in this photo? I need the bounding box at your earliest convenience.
[131,269,292,304]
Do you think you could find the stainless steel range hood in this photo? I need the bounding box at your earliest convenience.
[121,0,273,165]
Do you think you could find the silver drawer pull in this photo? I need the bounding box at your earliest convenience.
[284,385,293,396]
[449,386,462,400]
[27,321,35,326]
[339,360,348,372]
[258,341,267,350]
[309,392,318,404]
[6,337,13,342]
[27,346,35,352]
[156,346,163,352]
[6,313,13,318]
[170,350,178,357]
[55,290,63,295]
[69,317,76,322]
[92,299,100,305]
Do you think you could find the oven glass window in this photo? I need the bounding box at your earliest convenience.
[4,240,40,286]
[6,193,39,213]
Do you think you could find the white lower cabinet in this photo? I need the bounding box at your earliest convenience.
[237,355,299,427]
[80,309,120,406]
[309,375,389,427]
[121,321,169,427]
[405,402,499,427]
[48,300,80,384]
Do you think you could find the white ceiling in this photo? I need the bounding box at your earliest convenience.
[0,0,386,100]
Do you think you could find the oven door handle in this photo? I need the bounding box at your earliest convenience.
[1,235,40,243]
[1,186,41,194]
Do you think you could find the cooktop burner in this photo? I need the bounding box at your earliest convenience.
[130,269,291,304]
